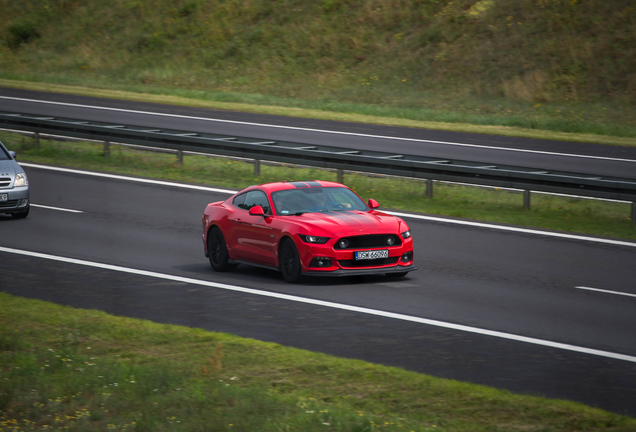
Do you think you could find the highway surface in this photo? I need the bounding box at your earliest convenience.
[2,87,636,180]
[1,88,636,416]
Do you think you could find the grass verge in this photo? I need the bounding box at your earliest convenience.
[2,292,635,431]
[2,131,635,241]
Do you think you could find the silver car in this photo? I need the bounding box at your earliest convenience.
[0,140,30,218]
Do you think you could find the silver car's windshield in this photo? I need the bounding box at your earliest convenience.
[0,142,11,160]
[272,187,368,216]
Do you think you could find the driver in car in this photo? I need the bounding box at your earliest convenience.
[307,191,351,212]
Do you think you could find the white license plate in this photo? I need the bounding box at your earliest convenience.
[0,194,7,202]
[355,249,389,260]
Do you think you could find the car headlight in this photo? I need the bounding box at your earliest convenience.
[14,172,28,187]
[401,230,411,239]
[298,235,329,244]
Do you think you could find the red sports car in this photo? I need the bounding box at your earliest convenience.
[202,180,417,282]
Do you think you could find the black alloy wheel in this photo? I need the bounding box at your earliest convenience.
[280,239,302,283]
[208,227,237,272]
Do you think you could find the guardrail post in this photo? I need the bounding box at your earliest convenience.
[632,202,636,223]
[177,150,183,165]
[337,170,344,184]
[103,141,110,158]
[426,179,434,198]
[254,159,260,176]
[33,132,40,148]
[523,190,531,210]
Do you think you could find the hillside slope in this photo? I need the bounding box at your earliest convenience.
[1,0,634,121]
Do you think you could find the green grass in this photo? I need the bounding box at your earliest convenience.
[3,131,635,241]
[2,292,635,432]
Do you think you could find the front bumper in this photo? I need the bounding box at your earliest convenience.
[303,264,418,277]
[0,187,29,214]
[297,234,416,275]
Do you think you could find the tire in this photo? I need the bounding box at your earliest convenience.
[11,204,29,219]
[207,227,237,272]
[280,239,302,283]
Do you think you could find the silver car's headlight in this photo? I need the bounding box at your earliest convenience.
[14,172,28,187]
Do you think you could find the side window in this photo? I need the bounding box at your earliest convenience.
[243,190,271,214]
[232,193,247,210]
[272,190,298,215]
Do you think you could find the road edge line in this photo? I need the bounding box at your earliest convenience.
[2,245,636,364]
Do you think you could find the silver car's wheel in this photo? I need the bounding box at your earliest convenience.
[10,204,29,219]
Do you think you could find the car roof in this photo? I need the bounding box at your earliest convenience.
[250,180,347,194]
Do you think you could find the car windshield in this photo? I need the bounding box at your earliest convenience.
[0,142,10,160]
[272,187,368,215]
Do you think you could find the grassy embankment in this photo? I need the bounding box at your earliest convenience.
[2,292,635,432]
[0,0,635,142]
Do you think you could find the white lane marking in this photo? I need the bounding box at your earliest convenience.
[3,96,636,164]
[31,204,83,213]
[2,245,635,364]
[382,210,636,248]
[575,286,636,299]
[20,163,238,194]
[21,163,636,249]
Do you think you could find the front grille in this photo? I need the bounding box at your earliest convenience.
[338,257,399,267]
[0,177,11,188]
[0,199,18,209]
[334,234,402,250]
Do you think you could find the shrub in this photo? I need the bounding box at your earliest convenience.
[5,20,40,50]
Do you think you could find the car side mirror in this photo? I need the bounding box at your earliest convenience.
[249,205,266,216]
[368,199,379,209]
[9,151,16,159]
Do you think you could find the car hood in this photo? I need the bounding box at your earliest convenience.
[0,160,18,183]
[291,210,404,236]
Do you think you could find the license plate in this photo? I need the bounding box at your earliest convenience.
[355,249,389,260]
[0,194,7,202]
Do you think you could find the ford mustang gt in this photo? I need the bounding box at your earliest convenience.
[202,180,416,283]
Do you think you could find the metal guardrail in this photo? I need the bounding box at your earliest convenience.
[1,111,635,220]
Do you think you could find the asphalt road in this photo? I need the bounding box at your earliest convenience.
[2,165,636,416]
[2,87,636,179]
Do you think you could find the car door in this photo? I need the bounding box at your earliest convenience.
[220,192,244,259]
[230,190,279,266]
